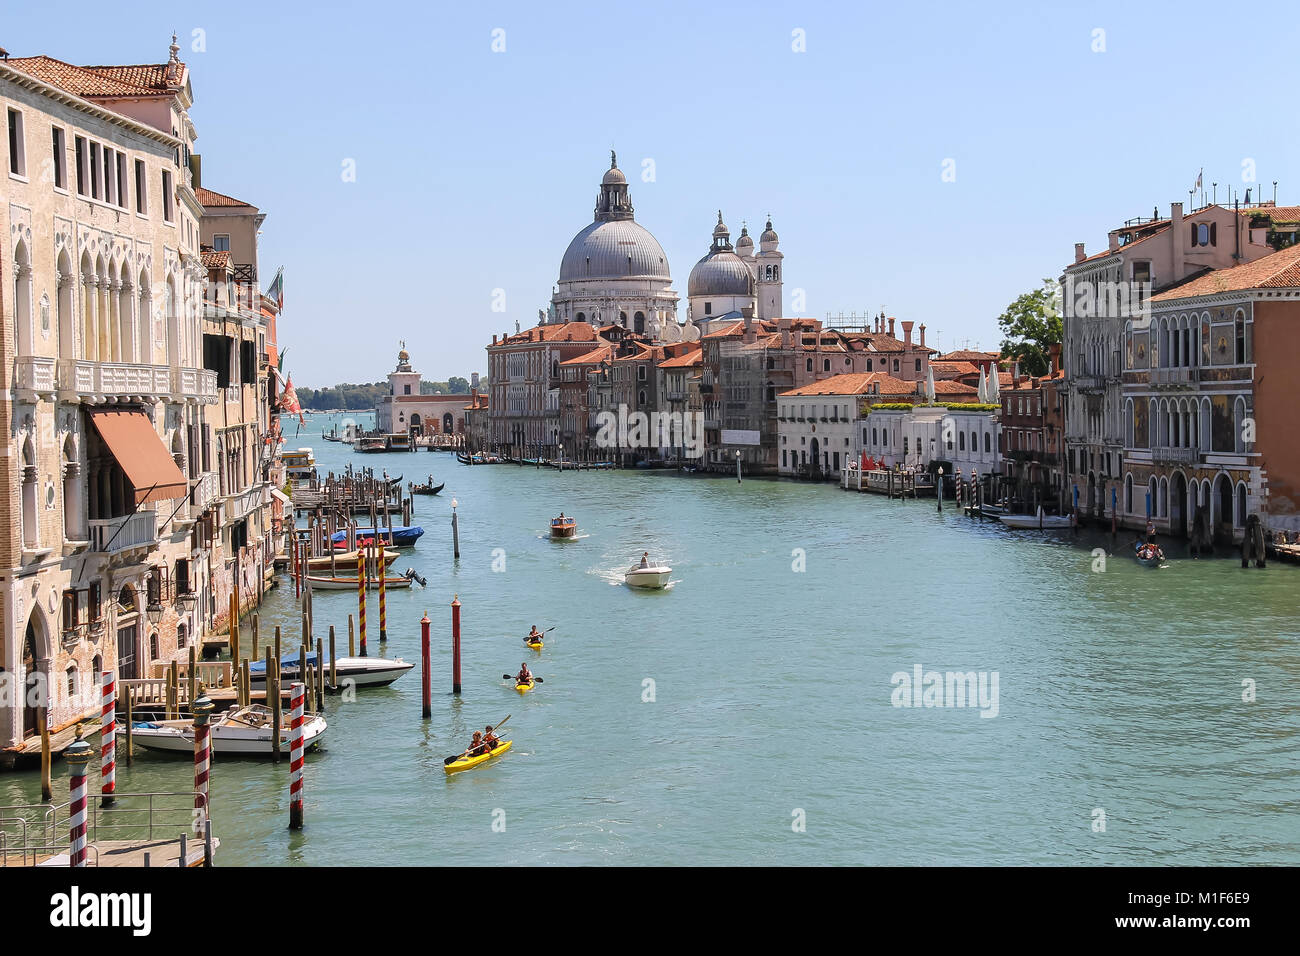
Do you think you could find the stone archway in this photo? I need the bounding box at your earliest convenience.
[409,413,422,437]
[21,610,51,739]
[1171,471,1188,539]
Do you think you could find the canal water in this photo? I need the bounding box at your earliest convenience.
[4,412,1297,865]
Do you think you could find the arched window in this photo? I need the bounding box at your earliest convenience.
[1124,474,1133,513]
[984,432,990,453]
[21,438,38,549]
[1235,482,1247,528]
[823,358,831,372]
[62,437,82,541]
[14,239,34,356]
[958,431,965,451]
[1234,310,1247,364]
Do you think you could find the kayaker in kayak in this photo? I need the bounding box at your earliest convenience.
[483,725,499,750]
[516,663,533,684]
[467,730,485,756]
[526,625,542,645]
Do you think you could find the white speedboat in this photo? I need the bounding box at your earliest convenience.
[624,563,673,589]
[122,704,327,757]
[998,507,1073,530]
[247,654,414,688]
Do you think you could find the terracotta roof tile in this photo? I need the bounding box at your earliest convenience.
[779,372,913,398]
[559,345,612,366]
[657,349,703,368]
[7,56,182,98]
[1151,243,1300,301]
[196,186,256,208]
[200,249,231,269]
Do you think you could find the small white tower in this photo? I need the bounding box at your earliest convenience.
[755,217,783,320]
[388,342,421,398]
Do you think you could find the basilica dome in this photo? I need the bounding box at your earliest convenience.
[688,249,754,297]
[559,219,671,282]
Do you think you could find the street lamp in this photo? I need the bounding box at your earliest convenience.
[450,497,460,560]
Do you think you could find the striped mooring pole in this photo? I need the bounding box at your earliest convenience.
[289,681,305,830]
[99,670,116,807]
[357,550,368,657]
[378,547,388,641]
[65,740,94,867]
[192,695,214,827]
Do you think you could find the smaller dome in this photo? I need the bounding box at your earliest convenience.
[602,165,626,185]
[736,224,754,256]
[688,251,754,298]
[760,218,778,243]
[398,348,410,362]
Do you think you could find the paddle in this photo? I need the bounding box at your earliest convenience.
[522,627,556,644]
[503,674,544,683]
[443,714,512,764]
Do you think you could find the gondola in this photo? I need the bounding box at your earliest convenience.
[410,480,445,495]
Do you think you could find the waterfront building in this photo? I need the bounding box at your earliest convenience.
[856,388,997,481]
[196,186,277,634]
[486,321,607,457]
[656,344,704,462]
[547,153,690,342]
[997,344,1065,512]
[557,341,612,458]
[1062,198,1283,521]
[777,373,912,478]
[1,42,216,752]
[1118,243,1300,541]
[461,388,489,453]
[375,345,472,439]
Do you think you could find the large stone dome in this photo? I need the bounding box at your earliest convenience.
[559,219,671,282]
[688,250,754,297]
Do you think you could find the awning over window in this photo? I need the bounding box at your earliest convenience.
[88,410,188,505]
[270,487,292,505]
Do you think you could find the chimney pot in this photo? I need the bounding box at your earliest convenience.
[492,335,497,345]
[902,320,914,349]
[888,317,895,337]
[919,324,926,347]
[1074,242,1086,263]
[1108,233,1120,253]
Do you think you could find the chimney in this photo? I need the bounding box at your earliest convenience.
[901,320,913,349]
[919,324,926,348]
[742,306,756,344]
[1108,232,1120,253]
[778,316,792,350]
[1049,342,1062,375]
[471,371,480,388]
[887,316,895,337]
[492,335,497,345]
[1074,242,1086,263]
[1170,201,1185,282]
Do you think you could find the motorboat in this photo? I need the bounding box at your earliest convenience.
[550,515,577,538]
[123,704,327,757]
[330,526,424,547]
[305,548,399,572]
[624,559,673,589]
[248,654,414,688]
[303,570,417,590]
[998,507,1073,530]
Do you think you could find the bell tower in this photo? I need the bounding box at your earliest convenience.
[755,217,784,320]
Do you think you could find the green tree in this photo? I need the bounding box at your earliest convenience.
[997,280,1062,377]
[447,376,470,394]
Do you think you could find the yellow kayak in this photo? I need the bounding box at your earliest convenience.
[444,739,513,774]
[526,640,543,651]
[515,679,534,694]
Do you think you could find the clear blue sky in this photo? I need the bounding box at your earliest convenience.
[6,1,1298,384]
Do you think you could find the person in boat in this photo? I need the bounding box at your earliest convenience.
[467,730,485,757]
[526,625,542,645]
[1145,519,1156,544]
[516,662,533,684]
[483,725,499,751]
[639,551,650,568]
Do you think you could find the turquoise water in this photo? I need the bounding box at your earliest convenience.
[4,411,1298,865]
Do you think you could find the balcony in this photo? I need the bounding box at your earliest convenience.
[88,510,157,554]
[14,356,56,401]
[190,471,220,512]
[1149,367,1196,388]
[172,367,219,404]
[222,484,268,524]
[1151,446,1198,465]
[57,359,210,404]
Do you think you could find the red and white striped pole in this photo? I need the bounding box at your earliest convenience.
[65,740,93,867]
[99,670,116,807]
[192,695,214,827]
[288,681,305,830]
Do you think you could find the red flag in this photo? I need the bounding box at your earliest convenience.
[281,374,305,425]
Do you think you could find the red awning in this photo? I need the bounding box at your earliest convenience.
[88,410,188,505]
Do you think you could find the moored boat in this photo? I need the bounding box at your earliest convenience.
[330,525,425,548]
[355,437,388,454]
[444,739,512,774]
[550,514,577,538]
[248,654,414,688]
[998,507,1073,530]
[123,704,327,757]
[305,548,399,572]
[303,570,416,590]
[411,480,445,495]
